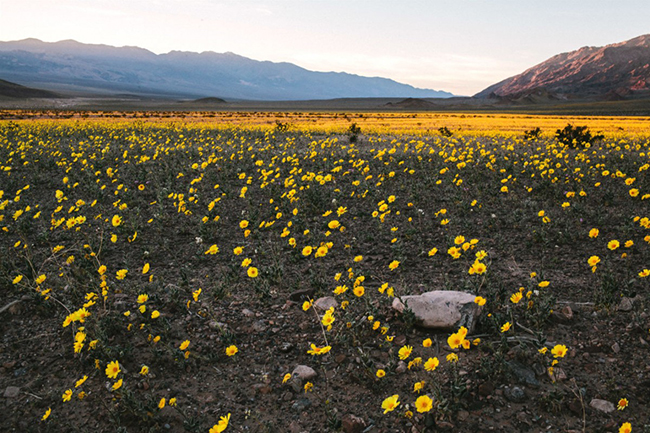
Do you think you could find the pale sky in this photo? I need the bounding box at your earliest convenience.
[1,0,649,95]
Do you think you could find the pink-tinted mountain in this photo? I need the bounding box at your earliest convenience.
[475,34,650,100]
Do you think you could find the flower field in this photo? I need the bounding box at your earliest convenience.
[1,113,649,432]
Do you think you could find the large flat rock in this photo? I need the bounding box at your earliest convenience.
[392,290,482,332]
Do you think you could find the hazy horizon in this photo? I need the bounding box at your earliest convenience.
[1,0,649,96]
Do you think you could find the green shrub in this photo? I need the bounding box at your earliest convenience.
[555,124,603,148]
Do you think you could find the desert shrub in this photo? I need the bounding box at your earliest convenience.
[555,124,603,148]
[348,122,361,142]
[523,127,542,140]
[275,120,291,132]
[438,126,453,137]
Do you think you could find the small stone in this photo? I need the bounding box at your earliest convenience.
[392,290,483,332]
[242,308,255,317]
[289,289,315,302]
[335,354,346,364]
[516,411,532,426]
[289,421,302,433]
[252,320,267,332]
[164,424,171,429]
[532,363,546,377]
[208,321,227,330]
[567,399,583,415]
[314,296,338,311]
[341,414,367,433]
[252,383,272,395]
[589,398,615,413]
[292,398,312,412]
[504,386,526,403]
[478,382,494,397]
[549,367,567,382]
[456,410,469,421]
[611,342,620,353]
[292,365,317,380]
[551,306,573,324]
[618,297,634,312]
[3,386,20,398]
[279,342,295,353]
[282,391,293,401]
[507,361,540,388]
[396,361,407,374]
[287,376,303,393]
[8,302,23,314]
[436,421,455,431]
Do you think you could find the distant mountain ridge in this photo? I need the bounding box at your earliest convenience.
[475,34,650,100]
[0,78,59,98]
[0,38,452,101]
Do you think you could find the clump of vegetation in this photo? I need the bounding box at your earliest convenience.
[438,126,453,137]
[347,122,361,142]
[555,124,603,148]
[524,127,542,140]
[274,120,291,132]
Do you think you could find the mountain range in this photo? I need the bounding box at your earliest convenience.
[0,38,452,101]
[2,35,650,104]
[475,34,650,101]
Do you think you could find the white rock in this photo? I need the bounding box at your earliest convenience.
[292,365,317,380]
[3,386,20,398]
[589,398,615,413]
[314,296,338,311]
[392,290,482,332]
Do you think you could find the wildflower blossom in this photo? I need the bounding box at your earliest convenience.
[608,240,620,250]
[551,344,568,358]
[510,292,523,304]
[424,357,439,371]
[209,413,231,433]
[588,256,600,267]
[381,395,400,414]
[62,389,73,402]
[415,395,433,413]
[398,345,413,360]
[307,344,331,355]
[105,360,120,379]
